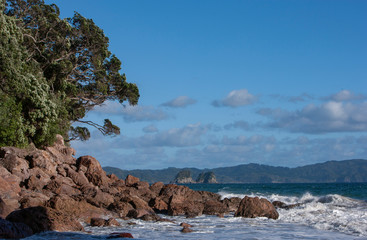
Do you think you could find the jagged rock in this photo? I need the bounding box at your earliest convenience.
[108,200,134,218]
[149,181,164,195]
[149,197,168,213]
[0,149,30,181]
[125,175,140,187]
[0,170,21,214]
[77,156,110,188]
[0,218,33,239]
[181,226,193,233]
[180,222,192,228]
[235,196,279,220]
[25,150,57,176]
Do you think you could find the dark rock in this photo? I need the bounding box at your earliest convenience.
[235,196,279,220]
[272,200,302,210]
[106,218,120,226]
[203,200,228,215]
[90,217,105,227]
[108,232,134,238]
[0,218,33,239]
[222,197,242,212]
[19,191,50,209]
[6,206,84,233]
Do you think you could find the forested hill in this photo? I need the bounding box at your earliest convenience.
[103,159,367,183]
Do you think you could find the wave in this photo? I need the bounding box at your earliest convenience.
[218,191,367,237]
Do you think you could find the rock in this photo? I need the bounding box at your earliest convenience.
[45,135,76,165]
[85,188,115,208]
[90,217,105,227]
[149,197,168,213]
[106,218,120,226]
[25,168,51,191]
[125,175,140,187]
[180,222,192,228]
[0,218,33,239]
[77,156,110,188]
[149,182,164,195]
[235,196,279,220]
[19,191,50,209]
[222,197,242,212]
[272,200,302,210]
[0,198,13,219]
[25,150,57,176]
[107,232,134,238]
[203,200,228,215]
[181,226,193,233]
[108,200,134,218]
[172,170,195,184]
[6,206,84,233]
[196,172,217,183]
[0,149,30,181]
[0,171,21,214]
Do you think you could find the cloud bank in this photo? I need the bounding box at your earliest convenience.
[161,96,197,108]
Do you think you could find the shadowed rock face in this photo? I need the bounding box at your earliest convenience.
[0,134,278,238]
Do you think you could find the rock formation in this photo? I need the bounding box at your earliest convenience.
[171,170,195,184]
[196,172,217,183]
[0,135,279,238]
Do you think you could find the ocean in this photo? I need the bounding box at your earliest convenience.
[23,183,367,240]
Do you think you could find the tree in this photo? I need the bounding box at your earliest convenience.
[1,0,139,146]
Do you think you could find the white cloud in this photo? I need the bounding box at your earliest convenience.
[117,123,211,148]
[142,124,159,133]
[121,105,170,122]
[92,101,170,122]
[224,121,251,131]
[325,90,367,102]
[258,101,367,133]
[161,96,197,108]
[212,89,258,107]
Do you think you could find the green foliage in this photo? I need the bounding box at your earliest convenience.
[1,0,139,147]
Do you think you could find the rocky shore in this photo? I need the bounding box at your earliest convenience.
[0,135,279,239]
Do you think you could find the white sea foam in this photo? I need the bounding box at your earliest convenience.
[217,191,367,237]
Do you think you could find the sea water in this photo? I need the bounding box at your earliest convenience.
[22,183,367,240]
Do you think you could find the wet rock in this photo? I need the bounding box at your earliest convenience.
[181,226,193,233]
[203,200,228,215]
[180,222,192,228]
[0,218,33,239]
[90,217,105,227]
[107,232,134,238]
[222,197,242,212]
[272,200,302,210]
[235,196,279,220]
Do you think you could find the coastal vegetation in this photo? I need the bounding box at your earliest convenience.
[0,0,139,148]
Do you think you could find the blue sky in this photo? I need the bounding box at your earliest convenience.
[46,0,367,170]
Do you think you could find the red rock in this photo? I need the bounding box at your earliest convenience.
[19,191,50,209]
[180,222,192,228]
[125,175,140,187]
[106,218,120,226]
[235,196,279,220]
[149,197,168,212]
[181,227,193,233]
[222,197,242,212]
[203,200,228,215]
[6,206,84,233]
[25,168,51,191]
[108,232,134,238]
[77,156,110,188]
[90,217,105,227]
[0,149,30,181]
[149,182,164,195]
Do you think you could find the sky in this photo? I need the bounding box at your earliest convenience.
[46,0,367,170]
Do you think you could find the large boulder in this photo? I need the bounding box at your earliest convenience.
[0,148,30,181]
[234,196,279,220]
[77,156,110,188]
[6,206,84,233]
[222,197,242,212]
[0,218,33,239]
[125,175,140,187]
[44,135,76,165]
[203,200,228,215]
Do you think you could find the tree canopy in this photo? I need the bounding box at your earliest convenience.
[0,0,139,147]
